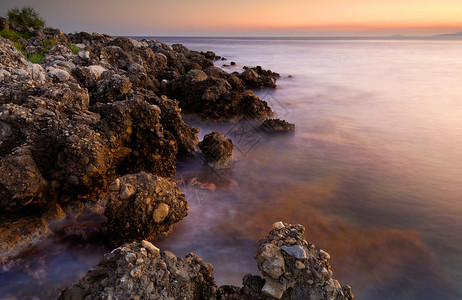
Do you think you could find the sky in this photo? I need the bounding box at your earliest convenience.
[1,0,461,36]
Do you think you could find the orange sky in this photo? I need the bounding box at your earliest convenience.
[1,0,461,36]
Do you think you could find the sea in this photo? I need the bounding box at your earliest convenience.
[2,37,462,299]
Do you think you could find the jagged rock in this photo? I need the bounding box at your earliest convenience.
[237,66,280,89]
[146,94,199,159]
[58,240,217,300]
[199,131,234,170]
[104,172,187,246]
[60,223,352,300]
[252,223,354,300]
[260,119,296,133]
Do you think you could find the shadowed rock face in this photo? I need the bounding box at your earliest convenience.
[59,223,353,300]
[104,172,188,247]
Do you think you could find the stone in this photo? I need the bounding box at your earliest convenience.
[141,240,160,255]
[272,221,285,230]
[320,249,331,261]
[262,278,286,299]
[152,203,170,223]
[281,245,307,259]
[119,183,137,200]
[256,243,285,280]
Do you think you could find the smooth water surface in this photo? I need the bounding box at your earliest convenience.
[153,37,462,299]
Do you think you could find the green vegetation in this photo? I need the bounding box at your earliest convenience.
[27,53,45,64]
[0,29,30,41]
[12,41,27,57]
[7,6,45,27]
[66,42,79,54]
[40,39,55,47]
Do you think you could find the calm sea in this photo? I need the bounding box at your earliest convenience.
[2,37,462,299]
[153,37,462,300]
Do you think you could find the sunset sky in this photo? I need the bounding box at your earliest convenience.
[1,0,461,36]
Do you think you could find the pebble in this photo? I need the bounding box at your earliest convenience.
[109,178,120,191]
[120,183,137,200]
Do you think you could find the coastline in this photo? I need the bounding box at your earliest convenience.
[0,17,352,299]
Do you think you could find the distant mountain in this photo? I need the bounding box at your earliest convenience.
[436,32,462,37]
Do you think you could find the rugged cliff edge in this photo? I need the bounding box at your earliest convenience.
[0,17,347,299]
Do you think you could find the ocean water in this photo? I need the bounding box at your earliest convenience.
[152,37,462,299]
[2,38,462,299]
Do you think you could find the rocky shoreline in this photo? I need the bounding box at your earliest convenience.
[0,17,351,299]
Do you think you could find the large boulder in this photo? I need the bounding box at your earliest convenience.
[104,172,188,246]
[58,240,217,300]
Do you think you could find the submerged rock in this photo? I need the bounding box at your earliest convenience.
[199,131,234,170]
[104,172,187,246]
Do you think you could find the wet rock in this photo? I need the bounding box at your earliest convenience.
[58,241,217,300]
[199,131,234,170]
[260,118,296,133]
[104,172,187,246]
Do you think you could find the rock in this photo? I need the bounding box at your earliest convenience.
[199,131,234,170]
[152,203,170,223]
[86,65,107,81]
[319,249,331,261]
[272,221,285,230]
[260,119,296,133]
[60,223,352,300]
[104,172,187,246]
[0,147,48,210]
[262,278,286,299]
[187,69,208,82]
[58,241,217,300]
[236,65,280,89]
[281,245,307,259]
[41,202,66,222]
[119,183,137,200]
[252,223,353,300]
[256,243,285,280]
[0,216,52,267]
